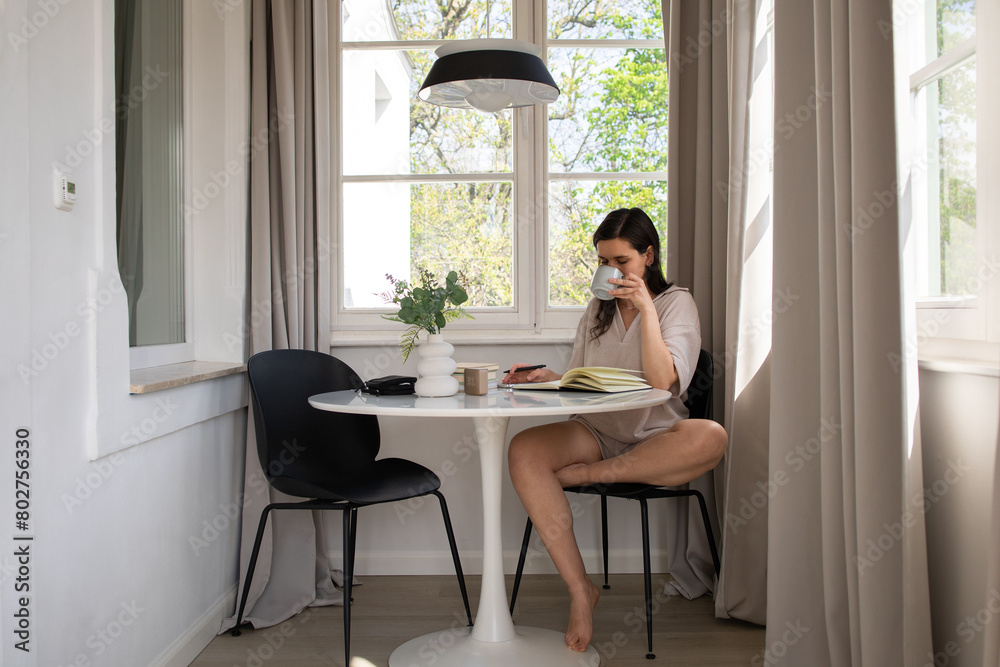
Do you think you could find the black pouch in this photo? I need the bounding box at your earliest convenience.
[361,375,417,396]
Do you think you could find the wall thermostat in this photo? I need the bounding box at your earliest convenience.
[54,168,76,211]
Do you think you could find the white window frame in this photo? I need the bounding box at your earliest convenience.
[897,0,1000,353]
[122,0,195,370]
[331,0,667,341]
[94,0,249,460]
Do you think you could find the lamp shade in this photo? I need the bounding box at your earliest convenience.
[418,39,560,112]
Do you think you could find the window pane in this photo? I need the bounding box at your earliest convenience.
[919,58,977,297]
[548,47,668,173]
[937,0,975,58]
[548,0,663,40]
[343,181,513,309]
[344,0,512,41]
[342,50,513,175]
[116,0,184,346]
[548,180,667,306]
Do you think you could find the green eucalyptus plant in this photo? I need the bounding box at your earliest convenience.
[381,269,471,362]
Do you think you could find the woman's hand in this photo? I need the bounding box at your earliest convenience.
[610,272,654,313]
[503,363,561,385]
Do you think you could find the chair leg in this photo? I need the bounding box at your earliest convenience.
[692,491,721,575]
[600,494,610,589]
[510,517,534,615]
[639,498,654,660]
[231,505,274,637]
[348,508,358,603]
[433,491,473,626]
[342,509,353,667]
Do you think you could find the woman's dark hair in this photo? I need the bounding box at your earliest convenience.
[589,207,672,340]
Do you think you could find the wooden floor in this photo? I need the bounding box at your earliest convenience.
[191,574,764,667]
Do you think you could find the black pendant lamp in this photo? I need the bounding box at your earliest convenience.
[418,39,560,113]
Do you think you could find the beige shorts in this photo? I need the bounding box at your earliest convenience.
[570,416,672,460]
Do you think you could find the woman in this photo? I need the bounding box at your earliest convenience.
[504,207,728,653]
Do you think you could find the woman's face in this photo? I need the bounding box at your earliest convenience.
[595,237,653,284]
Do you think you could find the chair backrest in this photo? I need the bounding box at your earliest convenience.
[683,349,714,420]
[246,350,380,492]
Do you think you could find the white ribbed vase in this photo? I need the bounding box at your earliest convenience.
[414,333,459,397]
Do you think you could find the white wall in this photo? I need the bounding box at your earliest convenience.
[918,366,999,667]
[0,1,250,665]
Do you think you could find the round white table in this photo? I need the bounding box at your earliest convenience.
[308,387,671,667]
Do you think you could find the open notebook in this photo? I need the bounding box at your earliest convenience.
[506,366,650,393]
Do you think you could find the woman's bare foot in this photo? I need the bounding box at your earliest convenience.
[555,462,590,488]
[565,580,601,652]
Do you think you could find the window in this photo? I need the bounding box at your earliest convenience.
[906,0,976,302]
[336,0,667,334]
[897,0,999,347]
[545,1,668,315]
[115,0,191,366]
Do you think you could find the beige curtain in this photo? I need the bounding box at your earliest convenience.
[714,0,773,626]
[220,0,334,633]
[710,0,934,661]
[766,1,933,662]
[669,0,937,661]
[660,0,757,602]
[987,414,1000,666]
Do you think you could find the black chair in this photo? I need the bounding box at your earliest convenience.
[509,349,722,660]
[232,349,472,666]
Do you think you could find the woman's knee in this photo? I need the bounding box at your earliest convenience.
[507,422,600,478]
[507,429,548,479]
[697,419,728,465]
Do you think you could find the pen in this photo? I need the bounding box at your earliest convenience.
[502,364,546,375]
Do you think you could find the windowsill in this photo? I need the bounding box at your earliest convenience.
[129,360,246,394]
[918,357,1000,378]
[918,338,1000,378]
[915,295,978,309]
[329,328,578,347]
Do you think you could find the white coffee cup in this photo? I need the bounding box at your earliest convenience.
[590,266,623,300]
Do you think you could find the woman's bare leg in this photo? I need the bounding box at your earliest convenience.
[508,418,728,651]
[507,421,604,652]
[554,419,728,489]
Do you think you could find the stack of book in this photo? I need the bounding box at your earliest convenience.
[452,362,500,392]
